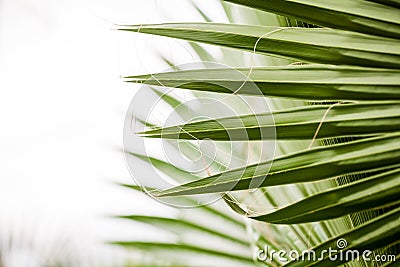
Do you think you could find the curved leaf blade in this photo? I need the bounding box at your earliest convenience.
[139,102,400,140]
[366,0,400,8]
[110,241,254,264]
[120,23,400,68]
[250,168,400,224]
[155,134,400,196]
[222,0,400,38]
[126,65,400,100]
[116,215,249,246]
[284,207,400,266]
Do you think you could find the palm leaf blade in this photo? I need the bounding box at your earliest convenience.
[222,0,400,38]
[250,169,400,223]
[126,65,400,100]
[155,134,400,196]
[284,207,400,266]
[139,102,400,140]
[120,23,400,68]
[110,241,254,264]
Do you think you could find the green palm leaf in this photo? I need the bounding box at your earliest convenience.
[111,241,254,265]
[250,168,400,224]
[126,65,400,100]
[119,0,400,265]
[155,134,400,196]
[139,102,400,140]
[366,0,400,8]
[116,215,248,246]
[284,207,400,266]
[120,23,400,68]
[222,0,400,38]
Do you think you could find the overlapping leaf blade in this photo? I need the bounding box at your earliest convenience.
[366,0,400,8]
[120,182,245,227]
[222,0,400,38]
[126,65,400,100]
[284,207,400,267]
[120,23,400,68]
[155,134,400,196]
[121,1,400,265]
[139,102,400,140]
[249,168,400,224]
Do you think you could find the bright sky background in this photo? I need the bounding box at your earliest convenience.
[0,0,229,265]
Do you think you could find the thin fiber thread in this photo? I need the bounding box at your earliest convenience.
[129,16,361,252]
[137,27,288,173]
[133,24,349,243]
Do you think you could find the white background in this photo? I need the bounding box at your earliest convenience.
[0,0,227,265]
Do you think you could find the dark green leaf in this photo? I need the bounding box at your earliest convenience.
[250,168,400,223]
[139,102,400,140]
[222,0,400,38]
[126,65,400,100]
[120,23,400,68]
[155,134,400,196]
[284,207,400,266]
